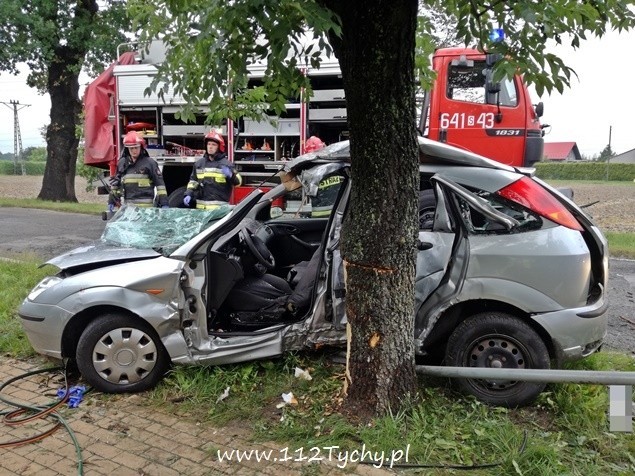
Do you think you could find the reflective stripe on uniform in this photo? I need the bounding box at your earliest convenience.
[196,200,228,210]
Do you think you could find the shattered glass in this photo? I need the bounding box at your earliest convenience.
[101,205,232,255]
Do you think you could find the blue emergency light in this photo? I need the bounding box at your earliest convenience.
[489,29,505,43]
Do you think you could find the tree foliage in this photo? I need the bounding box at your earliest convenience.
[0,1,133,201]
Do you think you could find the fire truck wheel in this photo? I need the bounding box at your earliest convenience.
[167,186,194,208]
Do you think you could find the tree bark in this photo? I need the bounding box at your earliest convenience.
[38,0,98,202]
[322,0,419,415]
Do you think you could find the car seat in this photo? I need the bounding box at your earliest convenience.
[224,245,323,329]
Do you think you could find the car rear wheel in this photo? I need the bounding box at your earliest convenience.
[444,312,550,408]
[76,313,169,393]
[419,189,436,230]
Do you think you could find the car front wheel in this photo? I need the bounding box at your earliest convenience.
[444,312,550,408]
[76,313,169,393]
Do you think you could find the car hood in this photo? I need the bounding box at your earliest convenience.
[45,242,161,272]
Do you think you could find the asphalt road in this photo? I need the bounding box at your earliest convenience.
[1,208,633,354]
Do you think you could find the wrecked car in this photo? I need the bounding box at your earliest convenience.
[19,137,608,407]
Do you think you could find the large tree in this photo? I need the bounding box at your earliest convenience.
[131,0,635,415]
[0,1,132,201]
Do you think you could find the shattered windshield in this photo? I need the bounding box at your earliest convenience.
[101,205,233,254]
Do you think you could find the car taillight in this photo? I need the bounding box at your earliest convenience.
[497,177,583,231]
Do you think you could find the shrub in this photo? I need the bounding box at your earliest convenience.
[534,162,635,181]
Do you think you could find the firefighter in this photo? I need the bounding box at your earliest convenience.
[108,131,168,209]
[183,131,242,209]
[304,136,344,218]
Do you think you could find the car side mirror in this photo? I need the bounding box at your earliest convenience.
[270,207,283,219]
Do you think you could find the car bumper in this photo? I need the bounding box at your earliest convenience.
[18,299,69,359]
[531,296,608,363]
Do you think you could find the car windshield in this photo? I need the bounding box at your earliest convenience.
[101,205,233,254]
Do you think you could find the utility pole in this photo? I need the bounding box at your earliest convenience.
[1,100,30,175]
[605,125,612,181]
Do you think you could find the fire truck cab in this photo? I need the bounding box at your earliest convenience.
[421,47,544,167]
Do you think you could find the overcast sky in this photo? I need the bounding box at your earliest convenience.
[1,28,634,157]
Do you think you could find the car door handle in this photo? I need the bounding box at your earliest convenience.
[290,234,320,251]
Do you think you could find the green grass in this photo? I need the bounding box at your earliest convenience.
[145,352,635,475]
[0,259,56,356]
[606,232,635,260]
[0,197,103,215]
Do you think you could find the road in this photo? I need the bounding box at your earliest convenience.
[0,208,633,353]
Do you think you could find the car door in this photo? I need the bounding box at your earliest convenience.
[414,175,521,347]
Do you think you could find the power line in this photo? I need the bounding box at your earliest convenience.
[0,100,30,175]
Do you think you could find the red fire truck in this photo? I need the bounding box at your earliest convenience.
[83,42,544,206]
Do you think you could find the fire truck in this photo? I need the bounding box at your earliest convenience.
[83,41,544,206]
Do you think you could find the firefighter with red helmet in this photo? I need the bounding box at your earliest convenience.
[303,136,345,217]
[304,135,325,154]
[108,131,168,209]
[183,131,242,209]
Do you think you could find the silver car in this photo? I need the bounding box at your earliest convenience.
[19,138,608,407]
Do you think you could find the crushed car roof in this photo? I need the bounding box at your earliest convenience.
[284,136,517,174]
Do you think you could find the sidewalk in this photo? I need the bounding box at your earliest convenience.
[0,357,393,476]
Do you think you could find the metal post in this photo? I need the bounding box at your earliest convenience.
[610,385,633,432]
[416,366,635,384]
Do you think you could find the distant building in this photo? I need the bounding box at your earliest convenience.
[543,142,583,162]
[611,148,635,164]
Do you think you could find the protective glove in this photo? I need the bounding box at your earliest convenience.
[108,203,116,213]
[221,166,233,179]
[183,195,191,207]
[161,205,169,209]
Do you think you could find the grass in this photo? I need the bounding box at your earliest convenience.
[0,197,103,215]
[606,232,635,260]
[145,352,635,475]
[0,258,55,356]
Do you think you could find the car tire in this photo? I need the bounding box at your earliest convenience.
[76,313,169,393]
[444,312,550,408]
[167,185,195,208]
[419,189,436,230]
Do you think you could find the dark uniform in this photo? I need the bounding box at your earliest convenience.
[185,152,242,209]
[311,174,344,217]
[108,149,168,208]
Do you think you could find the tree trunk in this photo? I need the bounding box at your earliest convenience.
[323,0,419,415]
[38,54,81,202]
[38,0,99,202]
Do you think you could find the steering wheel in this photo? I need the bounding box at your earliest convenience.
[241,227,276,270]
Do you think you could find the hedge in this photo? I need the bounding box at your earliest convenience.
[534,162,635,181]
[0,161,47,175]
[1,160,634,182]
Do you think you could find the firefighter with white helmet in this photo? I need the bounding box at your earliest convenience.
[108,131,168,209]
[183,130,242,209]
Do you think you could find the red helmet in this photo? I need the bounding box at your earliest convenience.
[305,136,325,153]
[123,131,146,148]
[204,130,226,152]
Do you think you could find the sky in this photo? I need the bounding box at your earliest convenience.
[1,28,634,157]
